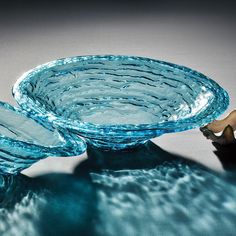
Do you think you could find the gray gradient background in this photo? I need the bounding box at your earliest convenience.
[0,0,235,176]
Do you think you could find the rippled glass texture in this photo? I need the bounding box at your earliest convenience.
[13,55,229,150]
[0,102,86,175]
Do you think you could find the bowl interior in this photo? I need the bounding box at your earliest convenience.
[17,56,226,127]
[0,105,63,147]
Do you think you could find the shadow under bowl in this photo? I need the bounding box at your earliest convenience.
[13,55,229,150]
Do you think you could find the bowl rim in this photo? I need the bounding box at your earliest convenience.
[12,54,230,135]
[0,101,86,156]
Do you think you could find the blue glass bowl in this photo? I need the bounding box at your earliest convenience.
[0,101,86,174]
[13,55,229,150]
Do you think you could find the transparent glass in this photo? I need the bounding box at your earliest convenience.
[13,55,229,150]
[0,102,86,174]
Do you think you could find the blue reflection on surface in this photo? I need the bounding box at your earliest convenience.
[1,141,236,236]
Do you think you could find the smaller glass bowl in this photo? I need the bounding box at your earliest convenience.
[13,55,229,150]
[0,101,86,174]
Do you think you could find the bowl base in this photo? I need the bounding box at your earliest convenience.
[86,139,148,151]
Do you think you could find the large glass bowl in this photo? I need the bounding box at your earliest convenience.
[13,55,229,150]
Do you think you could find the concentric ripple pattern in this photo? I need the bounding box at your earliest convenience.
[13,55,229,149]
